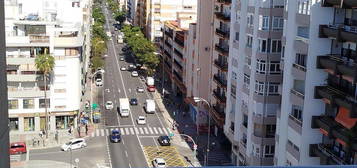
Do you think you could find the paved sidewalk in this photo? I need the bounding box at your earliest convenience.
[11,160,75,168]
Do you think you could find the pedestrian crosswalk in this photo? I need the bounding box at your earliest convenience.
[90,127,172,137]
[10,154,21,162]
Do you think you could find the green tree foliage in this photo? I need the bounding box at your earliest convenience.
[92,56,104,71]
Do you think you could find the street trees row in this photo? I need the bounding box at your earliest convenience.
[121,25,160,76]
[90,3,107,71]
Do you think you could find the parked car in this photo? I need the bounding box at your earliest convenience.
[120,66,127,71]
[96,78,103,86]
[131,71,139,77]
[9,142,27,155]
[157,136,171,146]
[136,87,144,93]
[110,129,121,143]
[61,138,87,151]
[130,98,138,105]
[137,116,146,125]
[105,101,114,110]
[119,56,125,61]
[152,158,166,168]
[147,86,156,92]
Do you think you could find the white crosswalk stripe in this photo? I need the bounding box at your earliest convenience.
[130,128,134,135]
[144,127,149,134]
[96,129,100,136]
[163,128,168,134]
[149,127,153,134]
[125,128,129,135]
[91,131,95,137]
[105,129,109,136]
[158,127,163,134]
[153,127,158,134]
[10,155,21,162]
[139,127,144,134]
[101,129,105,136]
[120,128,125,135]
[134,127,139,134]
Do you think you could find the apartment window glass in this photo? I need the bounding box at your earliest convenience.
[268,83,280,95]
[273,16,284,30]
[246,35,253,48]
[232,71,237,80]
[259,39,267,52]
[9,118,19,131]
[295,53,307,67]
[269,61,281,74]
[65,48,79,56]
[256,60,266,74]
[288,140,300,152]
[247,14,254,27]
[245,56,251,67]
[260,16,269,30]
[271,40,282,53]
[243,74,250,88]
[255,81,265,95]
[231,83,237,99]
[266,125,276,137]
[8,99,18,109]
[23,99,34,109]
[39,98,50,108]
[24,117,35,131]
[255,81,280,95]
[291,105,303,122]
[264,145,275,157]
[235,32,239,41]
[297,26,309,38]
[243,114,248,127]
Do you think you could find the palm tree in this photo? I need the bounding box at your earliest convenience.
[35,53,55,138]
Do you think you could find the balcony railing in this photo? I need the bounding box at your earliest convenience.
[164,40,172,48]
[29,35,49,43]
[310,143,352,165]
[215,44,229,55]
[214,59,228,71]
[215,12,231,21]
[212,105,225,126]
[213,89,227,103]
[173,59,183,70]
[293,63,306,72]
[164,31,173,38]
[317,55,357,83]
[213,74,227,88]
[174,37,184,47]
[174,48,183,58]
[319,24,357,43]
[291,88,305,99]
[215,28,230,38]
[163,49,172,59]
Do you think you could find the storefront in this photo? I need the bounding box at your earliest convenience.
[9,118,18,131]
[55,116,74,130]
[24,117,35,131]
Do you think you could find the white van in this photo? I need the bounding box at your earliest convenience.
[119,98,130,117]
[145,99,156,114]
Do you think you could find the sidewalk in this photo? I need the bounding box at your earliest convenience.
[153,88,233,166]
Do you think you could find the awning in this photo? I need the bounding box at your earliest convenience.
[335,107,357,129]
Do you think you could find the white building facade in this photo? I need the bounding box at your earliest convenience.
[5,0,92,133]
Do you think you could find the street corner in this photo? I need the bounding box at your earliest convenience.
[143,146,187,167]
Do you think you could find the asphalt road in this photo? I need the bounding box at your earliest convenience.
[29,137,109,168]
[101,4,171,168]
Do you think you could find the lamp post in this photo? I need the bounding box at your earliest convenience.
[193,97,211,166]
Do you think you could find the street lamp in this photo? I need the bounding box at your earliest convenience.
[90,69,105,123]
[193,97,211,166]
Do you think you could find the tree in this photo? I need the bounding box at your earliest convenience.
[35,53,55,138]
[91,56,104,71]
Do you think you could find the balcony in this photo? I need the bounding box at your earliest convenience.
[319,24,357,43]
[164,40,172,48]
[173,59,183,70]
[212,105,225,126]
[321,0,357,8]
[164,31,173,38]
[8,87,50,98]
[215,12,231,22]
[163,49,172,59]
[213,89,226,104]
[317,55,357,83]
[215,44,229,55]
[174,37,184,47]
[214,59,228,71]
[315,86,357,118]
[216,0,231,4]
[215,28,230,38]
[174,48,183,59]
[310,144,353,165]
[7,74,42,82]
[213,74,227,88]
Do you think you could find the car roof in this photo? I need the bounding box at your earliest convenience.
[112,130,120,133]
[155,158,165,162]
[71,138,85,142]
[10,142,26,146]
[138,116,145,119]
[106,101,113,103]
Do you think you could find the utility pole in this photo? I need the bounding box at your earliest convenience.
[0,0,10,167]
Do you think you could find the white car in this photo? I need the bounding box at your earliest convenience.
[119,57,125,61]
[137,116,146,125]
[61,138,87,151]
[137,87,144,93]
[105,101,114,110]
[131,71,139,77]
[95,78,103,86]
[120,66,127,71]
[128,64,134,68]
[152,158,166,168]
[103,54,108,58]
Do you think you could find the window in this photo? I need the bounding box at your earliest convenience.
[297,26,309,39]
[230,122,235,132]
[256,60,266,74]
[9,118,18,131]
[271,40,282,53]
[154,8,160,13]
[39,99,50,108]
[231,83,237,98]
[232,71,237,80]
[256,60,281,74]
[183,6,193,9]
[266,125,276,137]
[247,14,254,27]
[269,61,281,74]
[268,83,279,95]
[243,74,250,89]
[23,99,34,109]
[295,53,307,67]
[264,145,275,157]
[8,100,18,109]
[288,140,300,152]
[235,32,239,41]
[246,35,253,48]
[54,89,66,93]
[291,105,303,122]
[255,81,280,95]
[65,48,79,56]
[272,16,284,30]
[245,56,251,67]
[255,81,265,95]
[259,39,267,52]
[298,0,311,15]
[260,16,269,30]
[243,114,248,127]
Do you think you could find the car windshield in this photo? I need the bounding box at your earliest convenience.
[11,145,24,148]
[65,142,71,145]
[107,102,112,105]
[158,162,165,166]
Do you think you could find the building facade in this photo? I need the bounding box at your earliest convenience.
[5,0,92,133]
[224,0,284,166]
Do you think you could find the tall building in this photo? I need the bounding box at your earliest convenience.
[224,0,284,166]
[277,0,357,166]
[5,0,92,133]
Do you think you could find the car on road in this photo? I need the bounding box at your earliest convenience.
[85,101,90,109]
[157,136,171,146]
[9,142,27,155]
[137,87,144,93]
[130,98,138,105]
[110,129,121,143]
[136,64,142,69]
[95,78,103,86]
[128,64,134,69]
[121,47,129,52]
[105,101,114,110]
[61,138,87,151]
[131,71,139,77]
[119,56,125,61]
[152,158,166,168]
[103,54,108,58]
[147,86,156,92]
[120,66,127,71]
[137,116,146,125]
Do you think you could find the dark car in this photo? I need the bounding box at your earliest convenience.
[110,130,121,143]
[130,98,138,105]
[158,136,171,146]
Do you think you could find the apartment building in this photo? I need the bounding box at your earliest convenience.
[127,0,137,23]
[160,14,196,103]
[276,0,357,166]
[224,0,284,166]
[5,0,92,133]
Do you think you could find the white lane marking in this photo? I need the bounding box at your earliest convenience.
[158,127,163,134]
[153,127,158,134]
[125,150,128,157]
[138,135,161,138]
[96,129,100,137]
[120,128,125,135]
[101,129,105,136]
[118,89,121,93]
[148,127,154,134]
[105,129,109,136]
[152,137,160,151]
[130,127,135,135]
[144,127,149,134]
[91,131,95,137]
[139,127,144,134]
[110,128,114,132]
[105,136,113,168]
[134,127,139,134]
[125,128,130,135]
[163,128,168,135]
[129,163,132,168]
